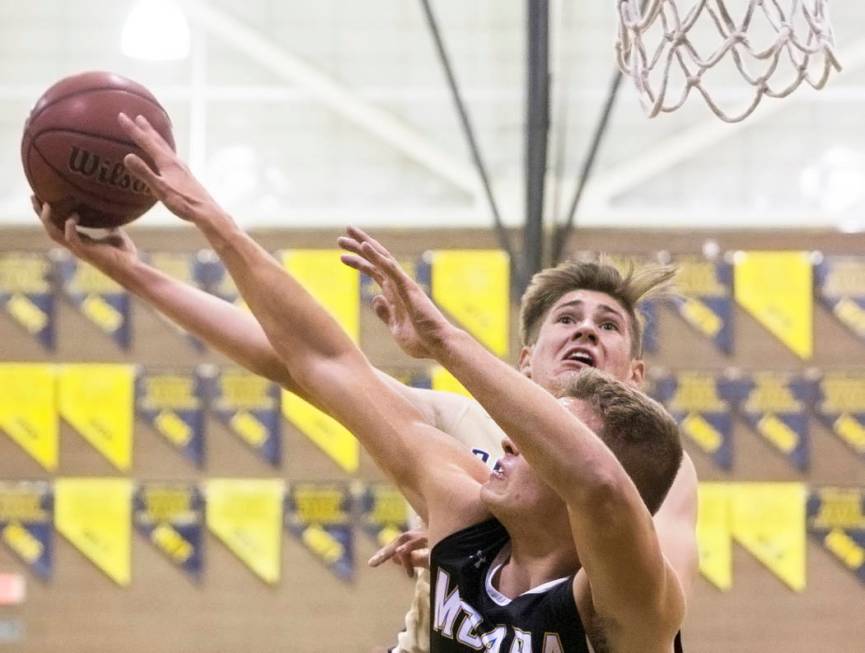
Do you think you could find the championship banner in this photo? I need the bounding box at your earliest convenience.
[355,482,409,548]
[361,256,422,302]
[137,369,206,467]
[737,372,811,471]
[134,482,204,579]
[670,256,733,355]
[0,482,53,580]
[207,368,280,467]
[54,477,132,586]
[285,482,353,581]
[731,483,807,591]
[696,483,732,590]
[0,364,58,471]
[733,251,812,360]
[419,250,509,358]
[194,251,245,308]
[0,252,55,350]
[651,371,735,470]
[814,370,865,458]
[55,252,131,350]
[280,250,359,473]
[602,254,661,354]
[206,478,283,584]
[58,364,135,471]
[814,255,865,342]
[145,252,205,350]
[807,486,865,585]
[640,298,659,355]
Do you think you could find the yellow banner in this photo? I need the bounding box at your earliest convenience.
[731,483,807,591]
[206,479,284,584]
[430,365,473,399]
[55,477,132,586]
[279,250,360,472]
[58,364,135,471]
[697,483,732,590]
[430,250,509,357]
[280,250,359,341]
[0,364,58,470]
[734,251,812,359]
[282,391,358,473]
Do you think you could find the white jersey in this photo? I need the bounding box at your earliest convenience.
[392,394,504,653]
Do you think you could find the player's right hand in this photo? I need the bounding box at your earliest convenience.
[338,226,440,360]
[34,196,139,272]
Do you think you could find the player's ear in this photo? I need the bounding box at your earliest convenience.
[628,359,645,386]
[518,346,533,378]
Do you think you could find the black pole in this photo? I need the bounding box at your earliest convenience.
[418,0,517,274]
[523,0,550,292]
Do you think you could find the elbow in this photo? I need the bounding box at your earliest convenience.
[569,465,632,513]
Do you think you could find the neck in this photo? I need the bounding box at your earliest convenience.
[493,514,579,597]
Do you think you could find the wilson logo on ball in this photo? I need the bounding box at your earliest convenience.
[67,146,152,197]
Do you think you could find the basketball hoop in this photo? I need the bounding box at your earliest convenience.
[616,0,841,122]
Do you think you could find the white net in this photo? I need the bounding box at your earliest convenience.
[616,0,841,122]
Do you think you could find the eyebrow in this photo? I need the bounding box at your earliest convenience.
[554,299,626,321]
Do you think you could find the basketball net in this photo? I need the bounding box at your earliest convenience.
[616,0,841,122]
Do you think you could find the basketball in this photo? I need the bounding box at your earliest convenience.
[21,71,175,229]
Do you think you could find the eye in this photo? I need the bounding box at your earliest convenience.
[556,314,575,325]
[600,321,620,331]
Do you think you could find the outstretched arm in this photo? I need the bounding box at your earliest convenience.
[36,198,301,391]
[35,200,466,427]
[340,228,684,644]
[116,113,489,540]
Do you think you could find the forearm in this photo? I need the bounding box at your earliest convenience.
[436,328,627,499]
[193,211,365,391]
[110,256,299,390]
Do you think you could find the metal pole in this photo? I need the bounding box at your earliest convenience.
[523,0,550,291]
[418,0,517,272]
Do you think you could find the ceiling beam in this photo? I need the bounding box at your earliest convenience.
[181,0,480,197]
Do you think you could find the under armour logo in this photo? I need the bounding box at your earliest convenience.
[469,550,487,569]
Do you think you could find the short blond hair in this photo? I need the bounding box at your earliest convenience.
[560,368,682,514]
[519,258,676,358]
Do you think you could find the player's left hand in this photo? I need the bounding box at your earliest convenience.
[368,528,430,577]
[117,112,224,225]
[338,226,455,354]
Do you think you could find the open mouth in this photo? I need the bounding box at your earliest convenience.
[490,460,505,481]
[562,349,596,367]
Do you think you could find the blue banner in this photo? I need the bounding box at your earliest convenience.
[136,368,206,467]
[206,368,281,466]
[651,371,736,469]
[813,370,865,460]
[0,252,55,350]
[814,255,865,342]
[361,256,423,303]
[134,482,204,579]
[670,256,733,355]
[285,482,353,581]
[355,482,409,548]
[735,372,813,471]
[0,481,53,580]
[55,252,130,349]
[195,251,243,307]
[807,487,865,585]
[145,252,206,351]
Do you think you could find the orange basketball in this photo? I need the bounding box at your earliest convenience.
[21,71,175,228]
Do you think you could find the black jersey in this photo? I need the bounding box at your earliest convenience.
[430,519,588,652]
[429,519,685,653]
